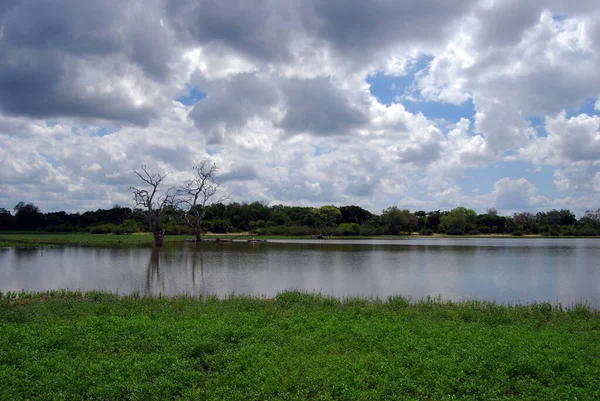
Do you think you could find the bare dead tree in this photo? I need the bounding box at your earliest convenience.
[177,161,227,242]
[130,165,175,247]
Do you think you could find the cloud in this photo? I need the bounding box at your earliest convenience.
[1,0,600,215]
[277,77,369,136]
[490,178,549,212]
[0,0,176,124]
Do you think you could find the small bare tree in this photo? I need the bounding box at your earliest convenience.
[177,161,226,242]
[130,165,175,247]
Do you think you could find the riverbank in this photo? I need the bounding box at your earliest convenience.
[0,231,582,248]
[1,291,598,400]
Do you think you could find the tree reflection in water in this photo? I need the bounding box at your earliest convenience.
[144,245,206,298]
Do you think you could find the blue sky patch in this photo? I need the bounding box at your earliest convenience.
[314,146,334,156]
[571,97,600,117]
[206,147,223,156]
[176,85,206,106]
[404,99,475,122]
[94,127,119,137]
[367,55,474,122]
[526,116,546,137]
[40,153,60,168]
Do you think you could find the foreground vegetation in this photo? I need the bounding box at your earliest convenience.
[0,291,598,400]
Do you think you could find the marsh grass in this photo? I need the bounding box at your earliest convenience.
[1,290,598,400]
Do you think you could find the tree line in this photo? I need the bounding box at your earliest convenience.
[2,201,600,239]
[2,162,599,245]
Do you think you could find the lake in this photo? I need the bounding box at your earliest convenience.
[1,238,599,308]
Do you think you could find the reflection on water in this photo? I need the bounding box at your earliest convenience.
[1,238,599,308]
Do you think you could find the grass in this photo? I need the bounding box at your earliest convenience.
[0,231,571,248]
[1,291,599,400]
[0,232,261,247]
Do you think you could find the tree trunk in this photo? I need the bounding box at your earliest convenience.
[153,229,164,247]
[195,228,202,242]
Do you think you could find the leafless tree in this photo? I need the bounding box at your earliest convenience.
[130,165,175,247]
[177,160,227,242]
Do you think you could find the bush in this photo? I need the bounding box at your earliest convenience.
[256,226,315,236]
[418,228,434,236]
[90,224,118,234]
[444,227,465,235]
[45,224,78,232]
[112,219,139,235]
[358,225,377,236]
[249,220,266,230]
[164,223,193,235]
[210,219,231,234]
[336,223,360,236]
[477,226,495,234]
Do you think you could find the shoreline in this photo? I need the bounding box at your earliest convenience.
[1,231,598,248]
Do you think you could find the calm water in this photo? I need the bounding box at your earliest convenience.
[1,238,599,307]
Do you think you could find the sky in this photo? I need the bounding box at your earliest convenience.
[1,0,600,216]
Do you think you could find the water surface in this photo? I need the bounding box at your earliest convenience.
[1,238,599,307]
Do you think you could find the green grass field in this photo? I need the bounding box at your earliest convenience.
[1,291,598,400]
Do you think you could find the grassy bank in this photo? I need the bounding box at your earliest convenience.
[0,231,574,248]
[1,291,598,400]
[0,232,266,247]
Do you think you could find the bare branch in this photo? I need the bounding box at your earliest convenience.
[175,160,225,241]
[130,165,174,246]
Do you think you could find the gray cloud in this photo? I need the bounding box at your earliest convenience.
[396,142,442,166]
[0,0,175,124]
[188,73,280,143]
[308,0,478,57]
[167,0,300,63]
[278,77,368,136]
[219,165,259,182]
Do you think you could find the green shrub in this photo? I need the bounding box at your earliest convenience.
[335,223,360,236]
[112,219,139,235]
[164,223,193,235]
[90,224,118,234]
[418,228,434,236]
[210,219,231,233]
[444,227,465,235]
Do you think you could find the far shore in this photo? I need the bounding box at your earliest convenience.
[1,231,597,248]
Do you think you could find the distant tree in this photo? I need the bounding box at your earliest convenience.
[130,165,176,247]
[225,202,251,231]
[313,206,342,236]
[176,161,226,242]
[0,208,14,230]
[486,207,498,216]
[340,205,373,225]
[513,212,536,232]
[248,201,271,222]
[546,209,576,226]
[581,208,600,228]
[439,207,477,235]
[270,211,291,226]
[425,210,442,232]
[381,206,417,235]
[13,202,43,230]
[204,202,226,221]
[476,213,507,233]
